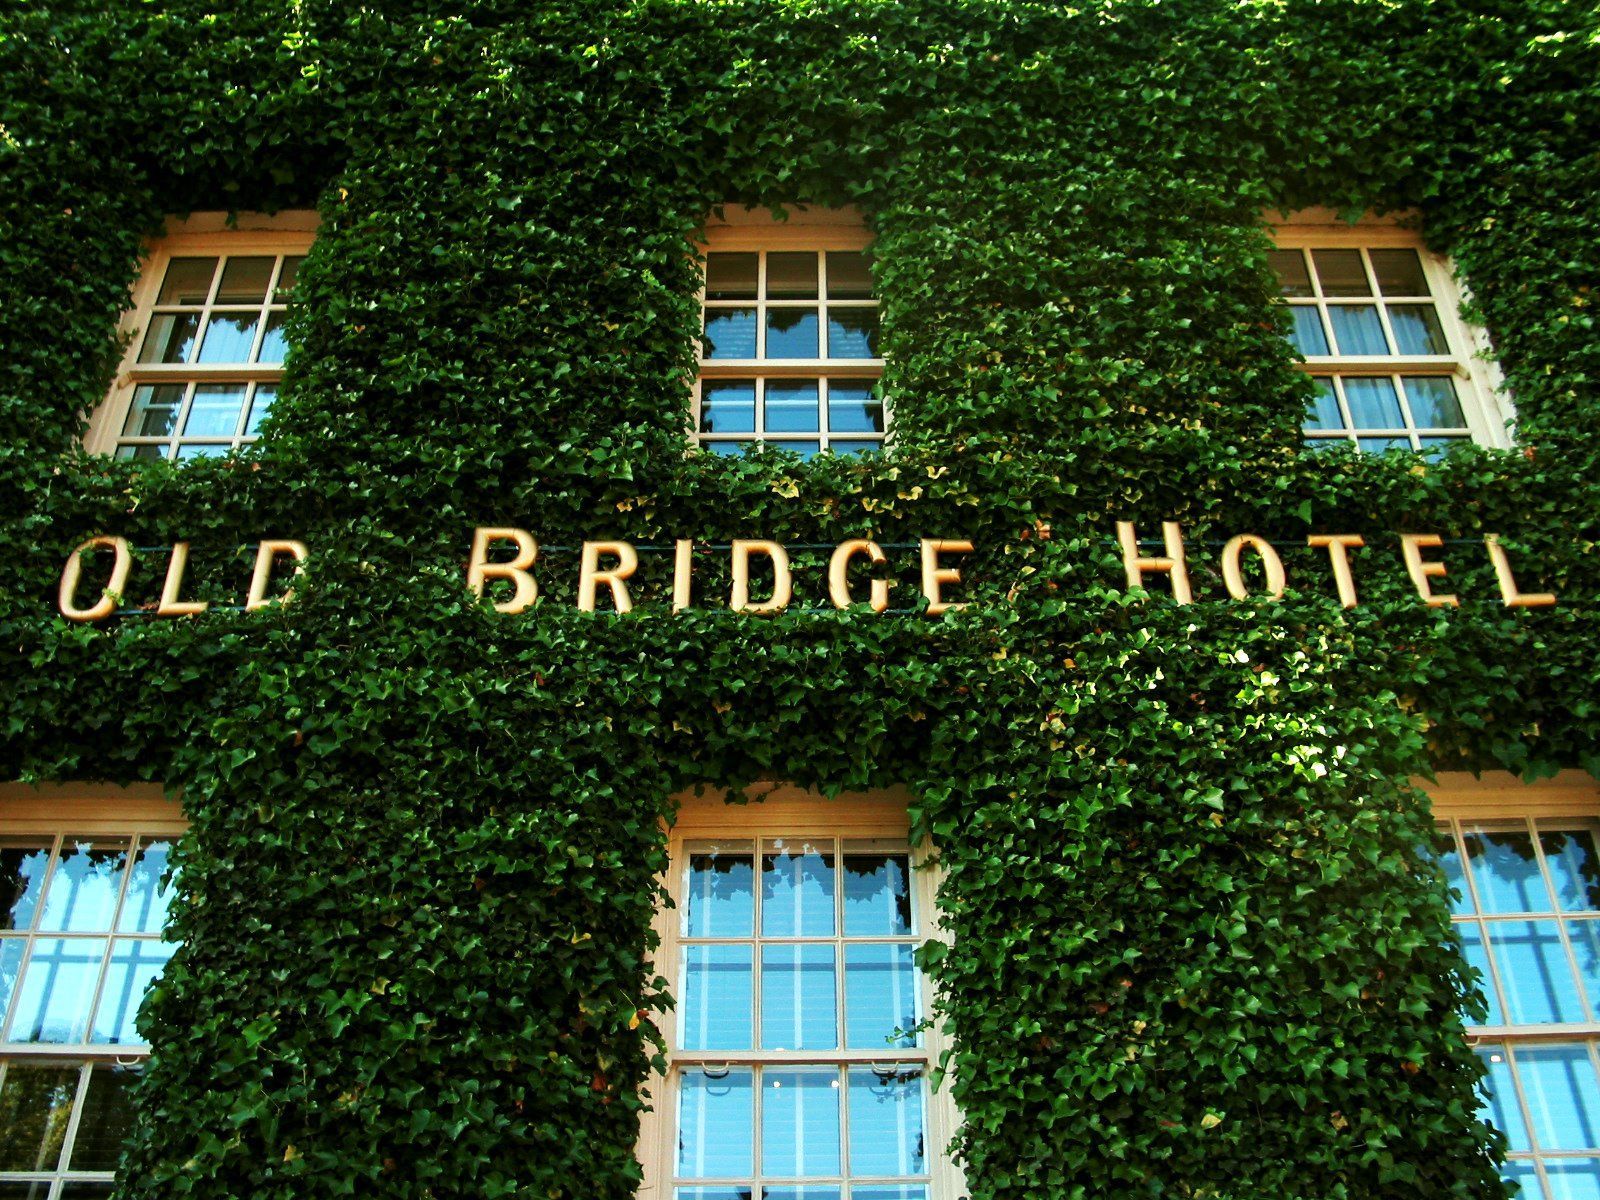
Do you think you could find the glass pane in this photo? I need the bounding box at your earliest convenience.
[852,1189,929,1200]
[1519,1044,1600,1149]
[842,854,912,936]
[1502,1161,1544,1200]
[847,1068,925,1177]
[681,945,753,1051]
[1546,1159,1600,1200]
[1370,248,1430,296]
[1303,379,1343,431]
[766,1189,843,1200]
[174,443,229,461]
[66,1064,137,1171]
[0,844,53,931]
[0,1187,59,1200]
[1268,249,1313,298]
[1389,305,1449,355]
[1434,830,1473,915]
[763,842,836,937]
[767,309,820,359]
[0,1063,79,1171]
[704,440,749,457]
[1567,920,1600,1019]
[845,944,919,1049]
[765,381,820,433]
[767,253,818,299]
[1312,249,1371,297]
[685,846,755,937]
[829,440,881,456]
[137,312,199,364]
[58,1187,117,1200]
[215,256,274,304]
[827,310,878,359]
[761,944,837,1051]
[675,1190,753,1200]
[257,310,289,362]
[1478,1045,1531,1150]
[10,937,105,1042]
[116,444,168,462]
[1418,436,1467,459]
[120,384,186,439]
[1342,378,1405,429]
[180,384,248,438]
[0,938,24,1024]
[701,381,757,435]
[763,1069,841,1177]
[1404,377,1466,429]
[1468,830,1555,913]
[1489,920,1584,1024]
[678,1069,754,1177]
[827,381,883,434]
[92,937,174,1044]
[1328,306,1390,355]
[826,251,874,300]
[1457,925,1505,1025]
[704,309,758,360]
[770,440,821,458]
[1547,830,1600,913]
[1286,307,1330,356]
[245,384,277,436]
[1357,436,1410,453]
[155,257,215,305]
[40,842,127,933]
[195,313,261,363]
[706,253,758,301]
[275,256,303,298]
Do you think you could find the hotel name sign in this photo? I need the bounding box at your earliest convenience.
[52,521,1556,623]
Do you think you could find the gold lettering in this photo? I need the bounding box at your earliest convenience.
[57,536,132,623]
[157,541,208,616]
[578,541,639,614]
[920,539,974,615]
[731,540,791,614]
[1485,535,1556,608]
[1220,534,1286,601]
[673,539,694,613]
[829,539,890,613]
[1115,520,1192,604]
[1307,534,1364,609]
[1399,533,1458,608]
[466,527,538,614]
[246,540,309,611]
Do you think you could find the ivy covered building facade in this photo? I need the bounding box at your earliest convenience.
[3,0,1599,1197]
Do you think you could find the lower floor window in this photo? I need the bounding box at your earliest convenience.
[1477,1040,1600,1198]
[0,1060,138,1197]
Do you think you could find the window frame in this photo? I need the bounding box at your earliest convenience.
[637,784,963,1200]
[694,206,888,458]
[87,212,317,461]
[1271,212,1512,452]
[0,783,185,1197]
[1427,771,1600,1199]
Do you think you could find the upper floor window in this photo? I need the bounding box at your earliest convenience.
[697,208,885,458]
[88,214,315,462]
[1269,217,1508,455]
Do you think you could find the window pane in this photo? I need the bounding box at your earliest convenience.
[842,854,911,936]
[852,1189,929,1200]
[1489,920,1585,1024]
[39,843,126,933]
[1467,830,1555,913]
[116,444,167,462]
[215,257,274,304]
[91,938,174,1044]
[1478,1045,1531,1150]
[1303,379,1343,432]
[1312,249,1371,296]
[826,251,873,300]
[1418,435,1467,459]
[684,846,755,938]
[0,844,53,932]
[136,312,199,364]
[1268,250,1313,298]
[244,384,277,436]
[846,1068,925,1177]
[1341,378,1405,429]
[0,1064,78,1171]
[155,258,215,305]
[763,842,836,937]
[274,256,303,299]
[676,1190,753,1200]
[828,440,881,456]
[767,253,818,299]
[1546,1159,1600,1199]
[704,440,749,457]
[1328,306,1389,355]
[827,381,884,435]
[1519,1045,1600,1150]
[761,944,837,1051]
[174,443,229,461]
[763,1068,841,1176]
[66,1064,137,1171]
[257,310,289,362]
[704,309,758,360]
[116,840,174,935]
[1370,248,1430,296]
[680,945,753,1051]
[1286,307,1330,356]
[765,1189,843,1200]
[1357,437,1410,453]
[767,309,820,359]
[827,310,878,359]
[706,253,758,301]
[845,944,919,1049]
[10,938,105,1042]
[1389,305,1449,355]
[1457,925,1505,1025]
[1503,1161,1544,1200]
[770,440,821,458]
[701,381,757,436]
[765,381,821,434]
[1567,920,1600,1018]
[195,313,261,363]
[1546,830,1600,913]
[120,384,186,439]
[58,1185,117,1199]
[1404,377,1466,428]
[678,1069,754,1177]
[180,384,248,439]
